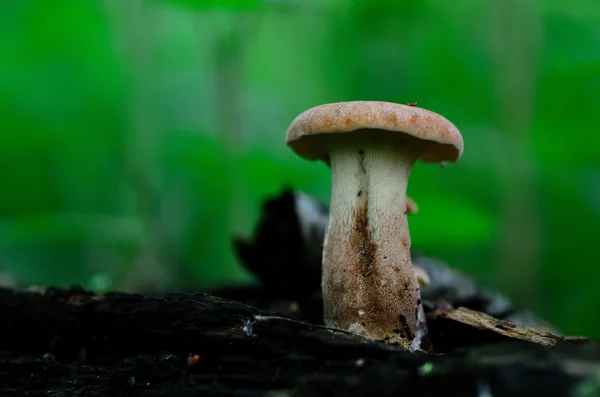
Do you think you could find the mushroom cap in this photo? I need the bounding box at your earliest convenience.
[286,101,463,163]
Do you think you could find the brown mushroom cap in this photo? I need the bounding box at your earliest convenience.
[286,101,463,163]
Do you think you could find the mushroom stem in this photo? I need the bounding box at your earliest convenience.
[322,130,427,351]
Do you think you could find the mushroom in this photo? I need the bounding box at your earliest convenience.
[406,196,419,215]
[286,101,463,351]
[413,265,431,288]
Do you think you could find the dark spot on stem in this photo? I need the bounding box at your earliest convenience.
[357,190,362,197]
[398,314,413,341]
[358,150,366,174]
[353,204,377,279]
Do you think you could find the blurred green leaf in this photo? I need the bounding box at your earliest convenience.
[150,0,265,11]
[0,213,143,248]
[409,194,497,250]
[238,149,331,203]
[87,272,114,293]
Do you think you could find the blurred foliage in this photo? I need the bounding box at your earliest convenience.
[0,0,599,336]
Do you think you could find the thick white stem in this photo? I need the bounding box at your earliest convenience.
[321,130,427,351]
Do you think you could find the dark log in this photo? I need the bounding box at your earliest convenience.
[0,286,598,397]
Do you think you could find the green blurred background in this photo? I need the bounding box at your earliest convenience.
[0,0,599,336]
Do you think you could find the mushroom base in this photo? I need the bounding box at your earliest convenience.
[321,130,427,351]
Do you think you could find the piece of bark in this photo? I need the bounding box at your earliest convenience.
[232,189,325,297]
[0,286,596,397]
[426,304,570,352]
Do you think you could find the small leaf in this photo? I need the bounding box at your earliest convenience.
[87,273,113,294]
